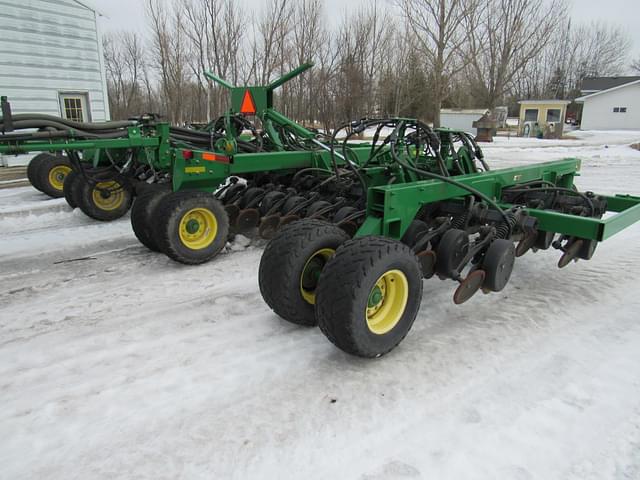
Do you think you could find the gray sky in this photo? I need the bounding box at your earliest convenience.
[93,0,640,59]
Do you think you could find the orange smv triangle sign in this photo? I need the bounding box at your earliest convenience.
[240,90,257,115]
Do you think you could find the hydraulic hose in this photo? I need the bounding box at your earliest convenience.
[0,113,136,130]
[388,120,512,232]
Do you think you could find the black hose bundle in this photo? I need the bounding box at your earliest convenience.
[0,113,136,131]
[386,119,511,229]
[0,112,265,154]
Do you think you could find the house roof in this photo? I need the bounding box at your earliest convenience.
[517,100,570,105]
[72,0,104,16]
[581,76,640,93]
[576,79,640,102]
[441,108,489,115]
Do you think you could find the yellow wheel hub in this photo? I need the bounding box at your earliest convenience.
[178,207,218,250]
[92,181,126,211]
[300,248,335,305]
[48,165,72,192]
[366,270,409,335]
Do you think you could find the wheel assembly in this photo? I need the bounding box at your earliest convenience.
[315,237,423,358]
[153,191,229,265]
[62,169,81,209]
[29,153,72,198]
[76,176,134,221]
[131,186,171,252]
[26,153,49,193]
[259,219,349,326]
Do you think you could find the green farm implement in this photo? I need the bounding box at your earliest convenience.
[2,64,640,356]
[257,118,640,357]
[0,64,369,263]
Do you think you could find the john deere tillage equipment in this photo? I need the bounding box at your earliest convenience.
[0,64,371,263]
[2,67,640,354]
[258,118,640,358]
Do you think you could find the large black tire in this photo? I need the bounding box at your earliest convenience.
[34,154,72,198]
[131,186,171,252]
[26,153,52,192]
[316,237,423,358]
[76,176,134,221]
[63,170,81,209]
[259,219,349,326]
[154,191,229,265]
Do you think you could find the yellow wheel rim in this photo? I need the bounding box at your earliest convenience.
[366,270,409,335]
[178,207,218,250]
[92,181,126,211]
[300,248,335,305]
[48,165,72,192]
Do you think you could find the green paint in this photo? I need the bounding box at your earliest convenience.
[186,219,200,234]
[368,287,383,307]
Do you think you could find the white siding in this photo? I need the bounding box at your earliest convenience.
[581,83,640,130]
[440,112,485,133]
[0,0,109,120]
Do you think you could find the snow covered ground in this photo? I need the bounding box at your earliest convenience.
[1,131,640,480]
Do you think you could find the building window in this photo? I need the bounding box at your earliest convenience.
[620,107,627,113]
[546,109,561,123]
[58,93,90,122]
[64,97,83,121]
[613,107,620,113]
[524,109,538,122]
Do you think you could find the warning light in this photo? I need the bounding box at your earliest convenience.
[240,90,257,115]
[202,152,230,164]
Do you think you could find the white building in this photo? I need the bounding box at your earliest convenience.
[440,109,489,133]
[0,0,109,123]
[576,77,640,130]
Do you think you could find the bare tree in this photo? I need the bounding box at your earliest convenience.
[400,0,478,127]
[147,0,189,124]
[510,18,632,104]
[103,32,151,119]
[181,0,245,121]
[463,0,568,108]
[246,0,294,86]
[633,57,640,73]
[333,3,395,122]
[572,21,632,80]
[103,0,633,126]
[288,0,326,123]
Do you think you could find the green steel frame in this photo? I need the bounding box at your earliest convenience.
[355,158,640,242]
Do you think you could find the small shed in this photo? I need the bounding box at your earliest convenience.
[517,100,570,138]
[575,79,640,130]
[440,109,489,133]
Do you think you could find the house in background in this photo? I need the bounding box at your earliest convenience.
[576,77,640,130]
[0,0,109,123]
[517,100,570,138]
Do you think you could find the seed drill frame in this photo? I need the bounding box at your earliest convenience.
[4,63,637,249]
[0,64,360,194]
